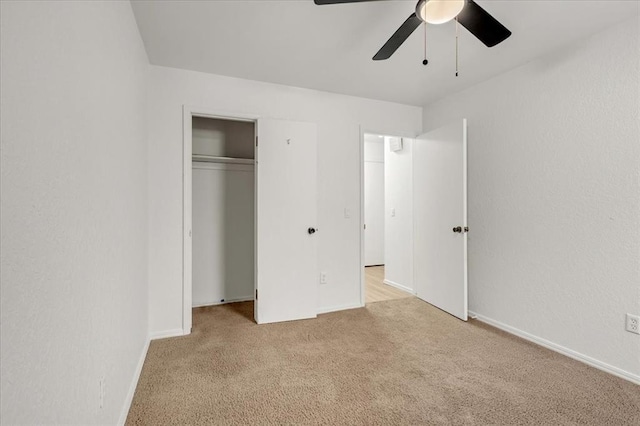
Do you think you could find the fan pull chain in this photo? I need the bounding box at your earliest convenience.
[455,17,459,76]
[422,22,428,66]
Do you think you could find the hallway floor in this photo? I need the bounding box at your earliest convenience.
[365,265,413,304]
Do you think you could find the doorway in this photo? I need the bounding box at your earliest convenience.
[360,120,469,320]
[362,132,415,305]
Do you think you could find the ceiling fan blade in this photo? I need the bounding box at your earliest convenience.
[314,0,387,4]
[373,13,422,61]
[456,0,511,47]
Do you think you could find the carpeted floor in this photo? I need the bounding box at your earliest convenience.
[126,299,640,425]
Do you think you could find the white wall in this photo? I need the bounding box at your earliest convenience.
[192,117,255,159]
[0,2,149,424]
[192,163,255,306]
[363,135,385,266]
[384,137,414,292]
[423,17,640,380]
[148,66,422,334]
[364,135,385,163]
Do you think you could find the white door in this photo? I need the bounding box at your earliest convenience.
[255,118,318,324]
[413,119,468,320]
[364,161,385,266]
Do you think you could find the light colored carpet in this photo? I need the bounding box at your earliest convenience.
[127,299,640,425]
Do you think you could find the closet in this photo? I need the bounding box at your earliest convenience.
[191,117,255,307]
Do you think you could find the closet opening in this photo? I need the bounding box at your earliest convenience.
[189,114,257,326]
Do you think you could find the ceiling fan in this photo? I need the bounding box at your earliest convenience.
[314,0,511,61]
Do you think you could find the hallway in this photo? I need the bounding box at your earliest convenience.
[364,266,413,304]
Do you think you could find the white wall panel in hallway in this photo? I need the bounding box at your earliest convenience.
[364,137,384,266]
[384,137,413,292]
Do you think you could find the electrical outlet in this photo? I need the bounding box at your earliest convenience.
[626,314,640,335]
[99,377,106,409]
[320,272,327,285]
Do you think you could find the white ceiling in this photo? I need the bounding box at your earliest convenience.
[131,0,638,106]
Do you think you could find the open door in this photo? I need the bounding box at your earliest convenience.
[413,119,468,320]
[255,118,318,324]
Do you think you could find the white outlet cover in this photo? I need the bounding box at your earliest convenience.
[626,313,640,335]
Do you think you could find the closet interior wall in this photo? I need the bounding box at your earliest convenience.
[191,117,255,307]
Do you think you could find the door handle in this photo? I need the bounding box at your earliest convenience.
[308,227,317,235]
[452,226,469,233]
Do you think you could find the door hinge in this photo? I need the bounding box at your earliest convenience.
[255,136,258,147]
[364,224,367,230]
[255,289,258,300]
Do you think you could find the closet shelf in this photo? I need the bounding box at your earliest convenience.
[192,155,255,165]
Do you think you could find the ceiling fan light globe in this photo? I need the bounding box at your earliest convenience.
[416,0,465,25]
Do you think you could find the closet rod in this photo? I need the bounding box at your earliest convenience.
[192,155,255,165]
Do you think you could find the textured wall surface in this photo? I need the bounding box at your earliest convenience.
[147,66,422,334]
[1,2,149,423]
[423,16,640,378]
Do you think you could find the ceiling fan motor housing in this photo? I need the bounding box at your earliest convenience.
[416,0,466,25]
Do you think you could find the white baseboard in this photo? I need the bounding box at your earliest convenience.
[149,328,185,340]
[383,279,415,295]
[318,302,363,315]
[118,337,150,426]
[192,296,253,308]
[469,311,640,385]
